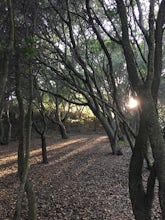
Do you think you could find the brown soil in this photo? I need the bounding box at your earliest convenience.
[0,133,161,219]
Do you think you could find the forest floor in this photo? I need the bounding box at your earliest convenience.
[0,132,161,220]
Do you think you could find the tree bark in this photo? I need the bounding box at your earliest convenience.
[58,121,68,139]
[115,0,165,218]
[147,104,165,219]
[41,134,48,164]
[25,180,36,220]
[13,55,36,220]
[54,96,68,139]
[129,106,154,220]
[0,0,14,107]
[95,110,122,155]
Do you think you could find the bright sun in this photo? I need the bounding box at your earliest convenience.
[128,98,139,109]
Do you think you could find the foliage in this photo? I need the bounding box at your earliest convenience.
[1,0,165,219]
[158,105,165,127]
[16,35,37,58]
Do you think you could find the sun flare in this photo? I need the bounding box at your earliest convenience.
[128,98,139,109]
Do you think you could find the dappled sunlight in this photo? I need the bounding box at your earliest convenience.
[0,166,17,178]
[48,136,107,166]
[0,154,17,178]
[30,137,87,156]
[0,135,108,180]
[47,137,88,151]
[2,134,125,220]
[29,136,107,182]
[0,137,88,178]
[0,154,17,166]
[41,156,96,179]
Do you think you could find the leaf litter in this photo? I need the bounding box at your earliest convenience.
[0,134,161,219]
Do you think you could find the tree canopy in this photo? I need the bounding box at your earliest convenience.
[0,0,165,219]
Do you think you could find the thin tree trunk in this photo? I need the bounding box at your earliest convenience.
[24,66,36,219]
[13,56,36,220]
[96,111,122,155]
[58,121,68,139]
[33,118,48,163]
[0,0,14,107]
[54,96,68,139]
[41,134,48,164]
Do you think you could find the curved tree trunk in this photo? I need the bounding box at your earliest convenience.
[54,96,68,139]
[96,111,122,155]
[147,104,165,219]
[129,111,153,220]
[129,94,165,220]
[115,0,165,218]
[58,121,68,139]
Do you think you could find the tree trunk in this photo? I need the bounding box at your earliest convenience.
[0,0,14,143]
[129,93,165,219]
[129,112,153,220]
[96,111,122,155]
[54,96,68,139]
[14,55,36,220]
[41,134,48,164]
[25,180,36,220]
[147,108,165,219]
[0,118,4,144]
[1,112,11,145]
[144,143,153,170]
[0,0,14,107]
[32,116,49,163]
[58,121,68,139]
